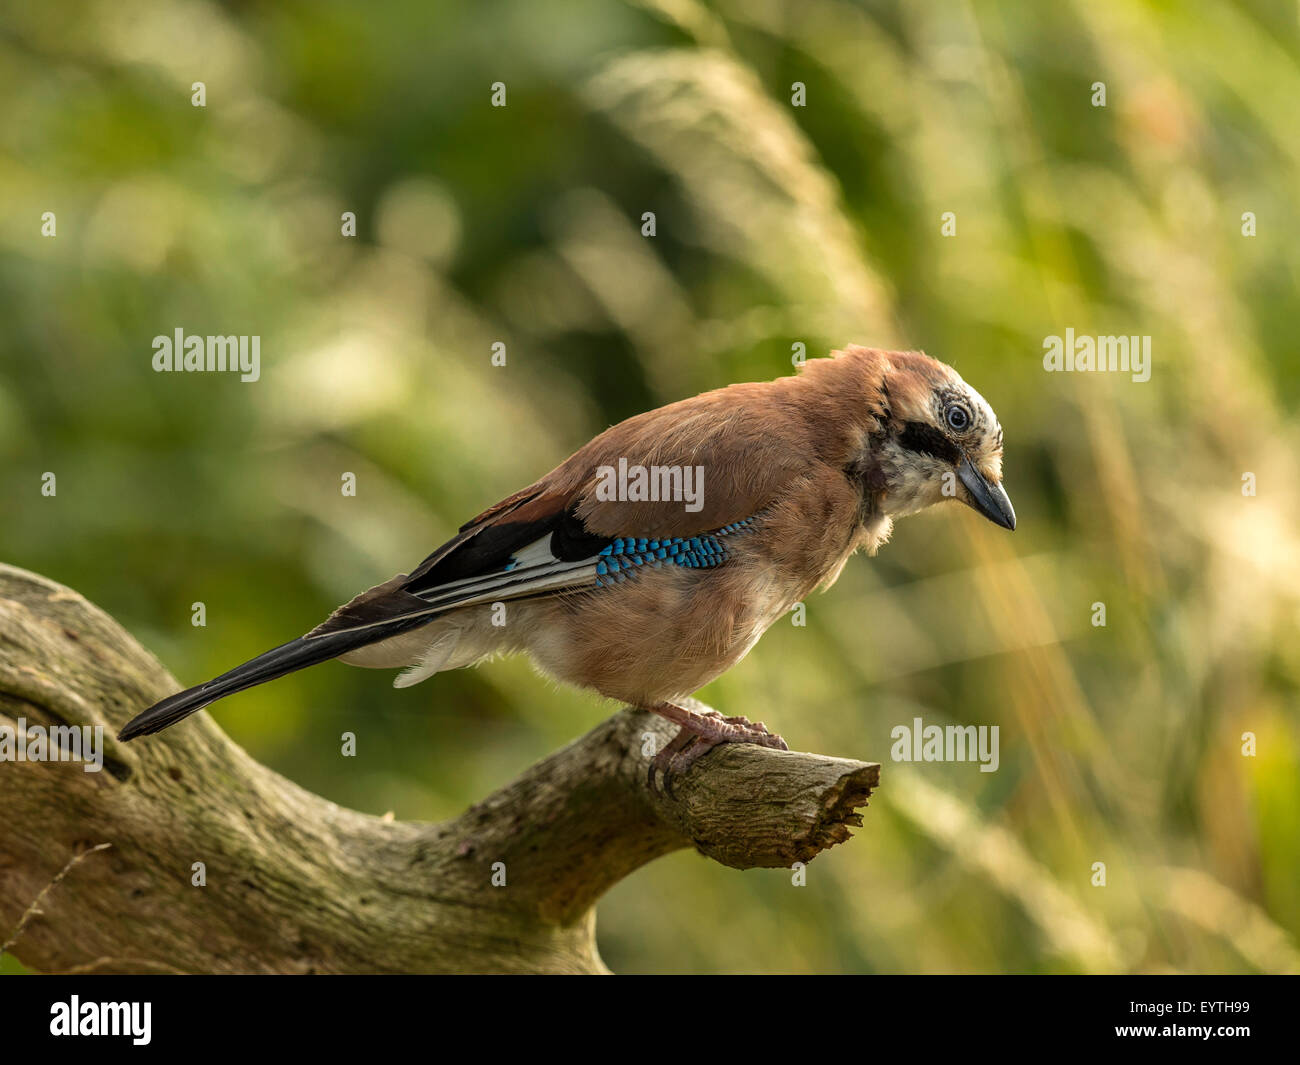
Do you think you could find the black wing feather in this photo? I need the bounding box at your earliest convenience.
[118,493,610,741]
[117,616,432,740]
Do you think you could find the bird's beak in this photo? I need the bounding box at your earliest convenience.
[957,455,1016,530]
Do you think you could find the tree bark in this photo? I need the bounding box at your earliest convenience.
[0,563,879,973]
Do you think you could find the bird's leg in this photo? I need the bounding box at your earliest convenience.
[645,698,789,794]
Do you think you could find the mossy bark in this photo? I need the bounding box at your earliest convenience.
[0,564,878,973]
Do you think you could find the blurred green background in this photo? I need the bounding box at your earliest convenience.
[2,0,1299,974]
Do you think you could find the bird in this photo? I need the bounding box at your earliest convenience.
[118,345,1015,787]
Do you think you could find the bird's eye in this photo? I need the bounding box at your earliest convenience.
[945,404,971,432]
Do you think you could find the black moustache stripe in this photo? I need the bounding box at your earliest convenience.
[898,421,961,464]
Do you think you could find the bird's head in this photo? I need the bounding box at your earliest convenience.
[831,348,1016,531]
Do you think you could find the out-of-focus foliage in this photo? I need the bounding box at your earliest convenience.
[2,0,1298,974]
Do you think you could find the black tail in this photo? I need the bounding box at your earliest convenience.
[117,618,429,741]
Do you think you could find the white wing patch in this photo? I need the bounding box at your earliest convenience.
[319,534,601,640]
[507,537,566,569]
[413,535,598,611]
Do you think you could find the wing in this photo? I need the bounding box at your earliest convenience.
[117,485,598,740]
[305,490,611,639]
[307,381,818,639]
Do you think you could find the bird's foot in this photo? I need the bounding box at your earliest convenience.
[645,701,788,796]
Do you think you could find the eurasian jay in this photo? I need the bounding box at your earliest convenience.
[119,346,1015,784]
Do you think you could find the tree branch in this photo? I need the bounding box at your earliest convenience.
[0,563,879,973]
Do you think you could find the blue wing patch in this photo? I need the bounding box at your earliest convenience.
[590,517,757,587]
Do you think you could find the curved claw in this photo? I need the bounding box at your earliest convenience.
[645,707,789,794]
